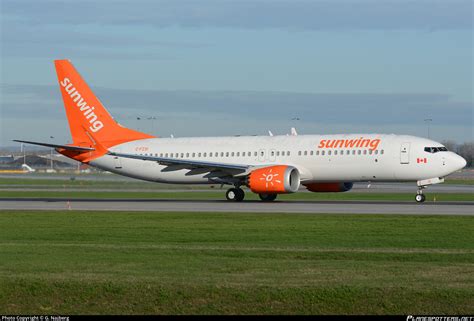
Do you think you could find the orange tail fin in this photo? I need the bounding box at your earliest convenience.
[54,60,154,148]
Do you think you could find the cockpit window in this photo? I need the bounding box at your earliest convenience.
[424,146,448,153]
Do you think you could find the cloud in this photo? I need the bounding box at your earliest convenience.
[2,84,471,145]
[2,0,471,31]
[2,83,471,125]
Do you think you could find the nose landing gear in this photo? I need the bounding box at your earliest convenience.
[414,177,445,203]
[415,186,426,203]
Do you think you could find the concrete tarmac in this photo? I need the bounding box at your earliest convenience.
[1,198,473,215]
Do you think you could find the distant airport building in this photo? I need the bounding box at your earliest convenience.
[0,155,14,164]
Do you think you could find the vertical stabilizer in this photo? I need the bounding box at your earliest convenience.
[54,60,154,148]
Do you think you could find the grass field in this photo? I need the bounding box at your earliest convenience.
[0,210,473,314]
[0,190,472,202]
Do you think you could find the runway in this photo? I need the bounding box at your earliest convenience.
[1,198,473,215]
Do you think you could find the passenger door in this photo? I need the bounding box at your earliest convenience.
[400,143,410,164]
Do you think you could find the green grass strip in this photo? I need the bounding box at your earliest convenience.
[0,211,473,314]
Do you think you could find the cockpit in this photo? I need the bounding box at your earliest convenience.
[424,146,448,153]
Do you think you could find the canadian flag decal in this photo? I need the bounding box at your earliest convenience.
[417,158,427,164]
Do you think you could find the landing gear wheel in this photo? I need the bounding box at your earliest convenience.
[226,188,245,202]
[415,194,426,203]
[259,193,277,202]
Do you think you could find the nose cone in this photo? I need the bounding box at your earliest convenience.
[453,154,467,171]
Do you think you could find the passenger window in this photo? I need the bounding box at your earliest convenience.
[328,150,332,155]
[287,151,290,156]
[363,150,367,155]
[298,151,302,156]
[334,150,338,155]
[304,151,308,156]
[346,150,350,155]
[316,151,320,156]
[322,151,325,155]
[254,151,257,156]
[381,150,384,155]
[369,150,373,155]
[237,152,240,157]
[310,151,313,156]
[352,150,356,155]
[160,153,163,157]
[276,151,280,156]
[374,150,378,155]
[225,152,229,157]
[358,150,361,155]
[231,152,234,157]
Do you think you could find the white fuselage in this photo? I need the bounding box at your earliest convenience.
[89,134,465,185]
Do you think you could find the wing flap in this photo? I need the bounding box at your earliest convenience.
[108,151,249,176]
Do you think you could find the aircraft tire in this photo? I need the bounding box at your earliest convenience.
[415,194,426,203]
[259,193,277,202]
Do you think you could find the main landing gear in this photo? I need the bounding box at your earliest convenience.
[225,188,278,202]
[415,186,426,203]
[258,193,277,202]
[226,187,245,202]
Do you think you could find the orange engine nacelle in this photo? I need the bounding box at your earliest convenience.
[247,165,300,194]
[304,182,353,193]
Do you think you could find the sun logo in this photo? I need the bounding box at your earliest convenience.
[259,168,282,188]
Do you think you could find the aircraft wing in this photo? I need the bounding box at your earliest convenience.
[14,140,95,152]
[108,151,250,178]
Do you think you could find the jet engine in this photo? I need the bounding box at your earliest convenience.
[247,165,300,194]
[304,182,353,193]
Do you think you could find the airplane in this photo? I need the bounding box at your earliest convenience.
[15,60,467,203]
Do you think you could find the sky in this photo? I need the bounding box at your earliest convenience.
[0,0,472,146]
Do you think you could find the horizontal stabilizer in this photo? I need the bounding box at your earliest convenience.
[13,140,95,152]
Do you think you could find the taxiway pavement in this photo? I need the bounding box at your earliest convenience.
[1,198,472,215]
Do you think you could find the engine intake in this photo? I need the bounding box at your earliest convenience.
[304,182,353,193]
[248,165,300,194]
